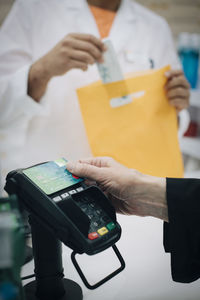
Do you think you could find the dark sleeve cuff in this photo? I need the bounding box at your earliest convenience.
[163,178,200,283]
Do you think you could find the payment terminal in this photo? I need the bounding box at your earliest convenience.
[4,158,125,291]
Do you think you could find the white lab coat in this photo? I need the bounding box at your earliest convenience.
[2,3,199,299]
[0,0,180,188]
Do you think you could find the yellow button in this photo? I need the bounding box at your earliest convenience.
[97,227,108,236]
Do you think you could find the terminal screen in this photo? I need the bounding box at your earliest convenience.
[23,158,83,195]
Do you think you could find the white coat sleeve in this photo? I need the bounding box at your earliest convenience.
[151,18,181,70]
[0,0,49,129]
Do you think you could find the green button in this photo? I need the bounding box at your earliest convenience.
[106,222,116,231]
[0,203,11,212]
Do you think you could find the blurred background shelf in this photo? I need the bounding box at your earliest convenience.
[180,136,200,160]
[190,89,200,107]
[184,169,200,179]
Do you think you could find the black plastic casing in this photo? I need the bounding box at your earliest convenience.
[5,167,121,255]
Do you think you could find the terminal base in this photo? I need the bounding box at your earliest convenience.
[25,215,83,300]
[24,278,83,300]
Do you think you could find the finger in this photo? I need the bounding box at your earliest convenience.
[69,33,105,52]
[165,76,190,90]
[67,59,88,71]
[165,69,183,79]
[66,161,104,181]
[169,98,189,110]
[69,49,95,65]
[67,39,104,62]
[78,156,116,168]
[84,179,97,186]
[166,87,190,99]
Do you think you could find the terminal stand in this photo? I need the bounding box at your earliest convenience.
[23,215,83,300]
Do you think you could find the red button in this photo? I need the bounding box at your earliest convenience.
[88,232,99,240]
[72,174,79,179]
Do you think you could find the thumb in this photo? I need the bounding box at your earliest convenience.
[66,161,103,182]
[165,69,183,78]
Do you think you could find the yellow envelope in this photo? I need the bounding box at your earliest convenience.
[77,66,184,177]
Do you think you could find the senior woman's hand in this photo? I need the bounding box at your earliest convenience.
[66,157,168,222]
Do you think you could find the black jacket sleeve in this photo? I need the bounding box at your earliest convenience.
[163,178,200,283]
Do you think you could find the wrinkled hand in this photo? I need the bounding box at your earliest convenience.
[165,70,190,112]
[28,33,105,101]
[67,157,141,215]
[66,157,168,221]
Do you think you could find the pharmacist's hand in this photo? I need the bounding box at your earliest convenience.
[165,70,190,112]
[28,33,105,102]
[66,157,167,220]
[38,33,105,76]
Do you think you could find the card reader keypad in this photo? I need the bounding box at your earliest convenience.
[74,194,116,240]
[52,188,116,240]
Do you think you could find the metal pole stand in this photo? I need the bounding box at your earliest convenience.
[23,215,83,300]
